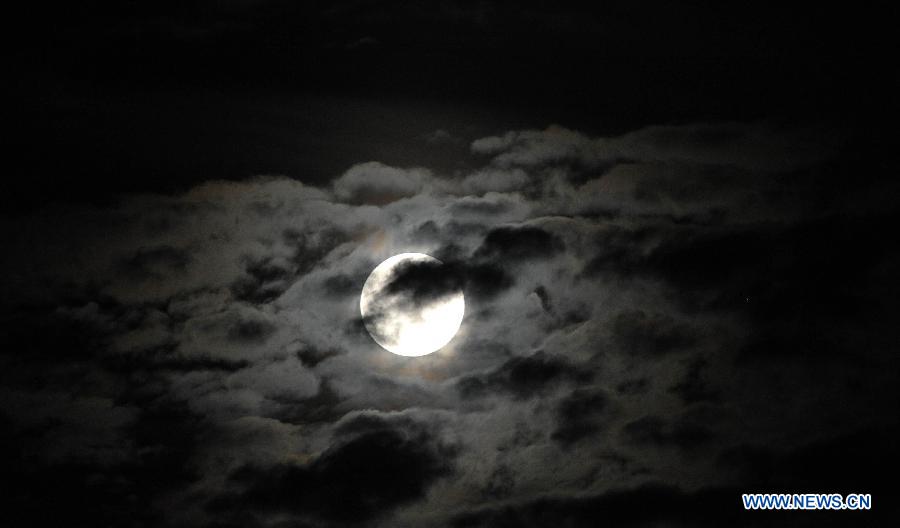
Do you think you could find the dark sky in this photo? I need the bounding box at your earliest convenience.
[10,1,894,207]
[3,2,898,527]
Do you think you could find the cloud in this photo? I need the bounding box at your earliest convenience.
[378,257,515,309]
[229,255,295,304]
[457,351,589,400]
[118,245,192,280]
[551,387,611,446]
[473,225,565,262]
[228,356,319,401]
[332,162,430,205]
[621,415,714,451]
[471,125,595,168]
[607,122,842,171]
[472,122,841,172]
[610,310,698,357]
[668,357,720,404]
[384,258,465,306]
[460,168,530,195]
[208,415,456,525]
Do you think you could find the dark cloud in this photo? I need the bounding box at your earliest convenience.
[119,246,191,281]
[481,464,516,500]
[230,257,293,304]
[474,226,565,262]
[585,215,899,338]
[460,262,516,301]
[616,377,651,396]
[226,317,277,344]
[283,227,350,276]
[457,351,589,400]
[532,285,552,313]
[385,258,465,306]
[551,388,610,446]
[208,419,455,525]
[320,273,360,298]
[108,354,251,374]
[295,346,342,368]
[610,310,698,357]
[382,257,515,306]
[584,223,770,291]
[270,379,345,426]
[622,415,714,452]
[1,398,203,528]
[232,226,352,304]
[669,357,720,404]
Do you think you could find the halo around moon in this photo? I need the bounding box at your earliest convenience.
[360,253,465,357]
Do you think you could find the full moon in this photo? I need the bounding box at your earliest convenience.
[360,253,465,357]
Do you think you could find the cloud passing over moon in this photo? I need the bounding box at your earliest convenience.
[361,253,465,356]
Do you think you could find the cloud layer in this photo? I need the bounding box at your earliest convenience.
[1,122,896,527]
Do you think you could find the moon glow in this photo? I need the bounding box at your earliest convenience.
[360,253,465,357]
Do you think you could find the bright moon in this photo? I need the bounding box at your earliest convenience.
[360,253,465,357]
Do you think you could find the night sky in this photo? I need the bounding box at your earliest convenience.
[3,2,898,527]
